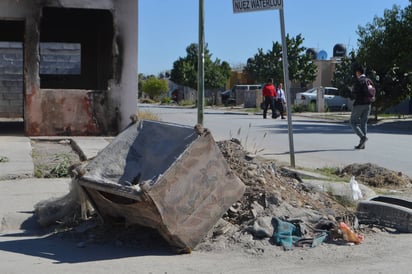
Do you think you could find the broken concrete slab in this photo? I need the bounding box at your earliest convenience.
[302,179,376,201]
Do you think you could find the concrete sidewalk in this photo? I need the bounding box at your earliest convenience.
[0,135,112,232]
[0,178,71,233]
[0,136,34,180]
[0,136,111,180]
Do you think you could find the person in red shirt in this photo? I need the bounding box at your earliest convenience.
[262,78,278,119]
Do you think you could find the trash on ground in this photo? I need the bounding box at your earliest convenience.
[248,217,330,250]
[339,221,364,244]
[350,176,363,201]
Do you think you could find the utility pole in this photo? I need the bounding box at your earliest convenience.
[279,8,295,168]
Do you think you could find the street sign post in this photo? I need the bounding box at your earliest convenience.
[198,0,205,126]
[232,0,283,13]
[232,0,295,168]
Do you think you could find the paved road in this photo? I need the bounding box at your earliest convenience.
[141,105,412,177]
[0,107,411,274]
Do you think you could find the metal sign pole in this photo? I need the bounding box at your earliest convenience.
[232,0,295,168]
[197,0,205,125]
[279,7,295,168]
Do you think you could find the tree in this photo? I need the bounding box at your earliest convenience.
[334,3,412,118]
[243,34,317,85]
[170,43,231,91]
[332,50,357,98]
[141,77,169,100]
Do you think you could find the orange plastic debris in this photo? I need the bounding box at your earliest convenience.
[339,222,364,244]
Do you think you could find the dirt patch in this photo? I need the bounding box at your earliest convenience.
[31,139,82,178]
[336,163,412,188]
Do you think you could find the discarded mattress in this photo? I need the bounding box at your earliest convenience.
[75,119,246,249]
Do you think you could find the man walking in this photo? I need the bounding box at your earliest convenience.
[262,78,278,119]
[350,66,372,149]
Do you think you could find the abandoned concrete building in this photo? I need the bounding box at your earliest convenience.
[0,0,138,136]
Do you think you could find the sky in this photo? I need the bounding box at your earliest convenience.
[138,0,410,76]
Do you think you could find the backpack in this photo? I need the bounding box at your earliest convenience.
[363,77,376,103]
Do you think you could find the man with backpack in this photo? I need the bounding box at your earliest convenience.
[350,66,375,149]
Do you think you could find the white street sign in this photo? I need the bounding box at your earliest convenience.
[232,0,283,13]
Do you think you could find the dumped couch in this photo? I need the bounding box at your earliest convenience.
[74,120,246,250]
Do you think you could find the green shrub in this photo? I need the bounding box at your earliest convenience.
[291,104,307,113]
[161,97,173,104]
[307,102,316,112]
[178,99,195,106]
[0,156,9,163]
[48,154,72,178]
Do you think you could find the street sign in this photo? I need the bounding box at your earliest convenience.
[232,0,283,13]
[232,0,295,168]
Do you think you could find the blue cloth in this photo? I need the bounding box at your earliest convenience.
[272,218,301,250]
[272,217,328,250]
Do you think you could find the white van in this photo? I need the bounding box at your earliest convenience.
[232,84,262,92]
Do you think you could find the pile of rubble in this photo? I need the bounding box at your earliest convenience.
[216,139,351,227]
[194,139,360,252]
[195,139,412,253]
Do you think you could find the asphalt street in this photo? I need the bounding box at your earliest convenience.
[0,108,412,274]
[141,104,412,177]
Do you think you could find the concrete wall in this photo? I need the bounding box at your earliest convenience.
[243,89,261,108]
[112,0,138,131]
[27,89,104,135]
[0,0,138,136]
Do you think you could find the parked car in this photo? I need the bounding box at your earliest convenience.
[294,87,348,111]
[221,89,235,105]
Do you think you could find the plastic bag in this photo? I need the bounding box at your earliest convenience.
[339,222,364,244]
[349,176,363,201]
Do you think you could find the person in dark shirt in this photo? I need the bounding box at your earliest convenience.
[350,66,372,149]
